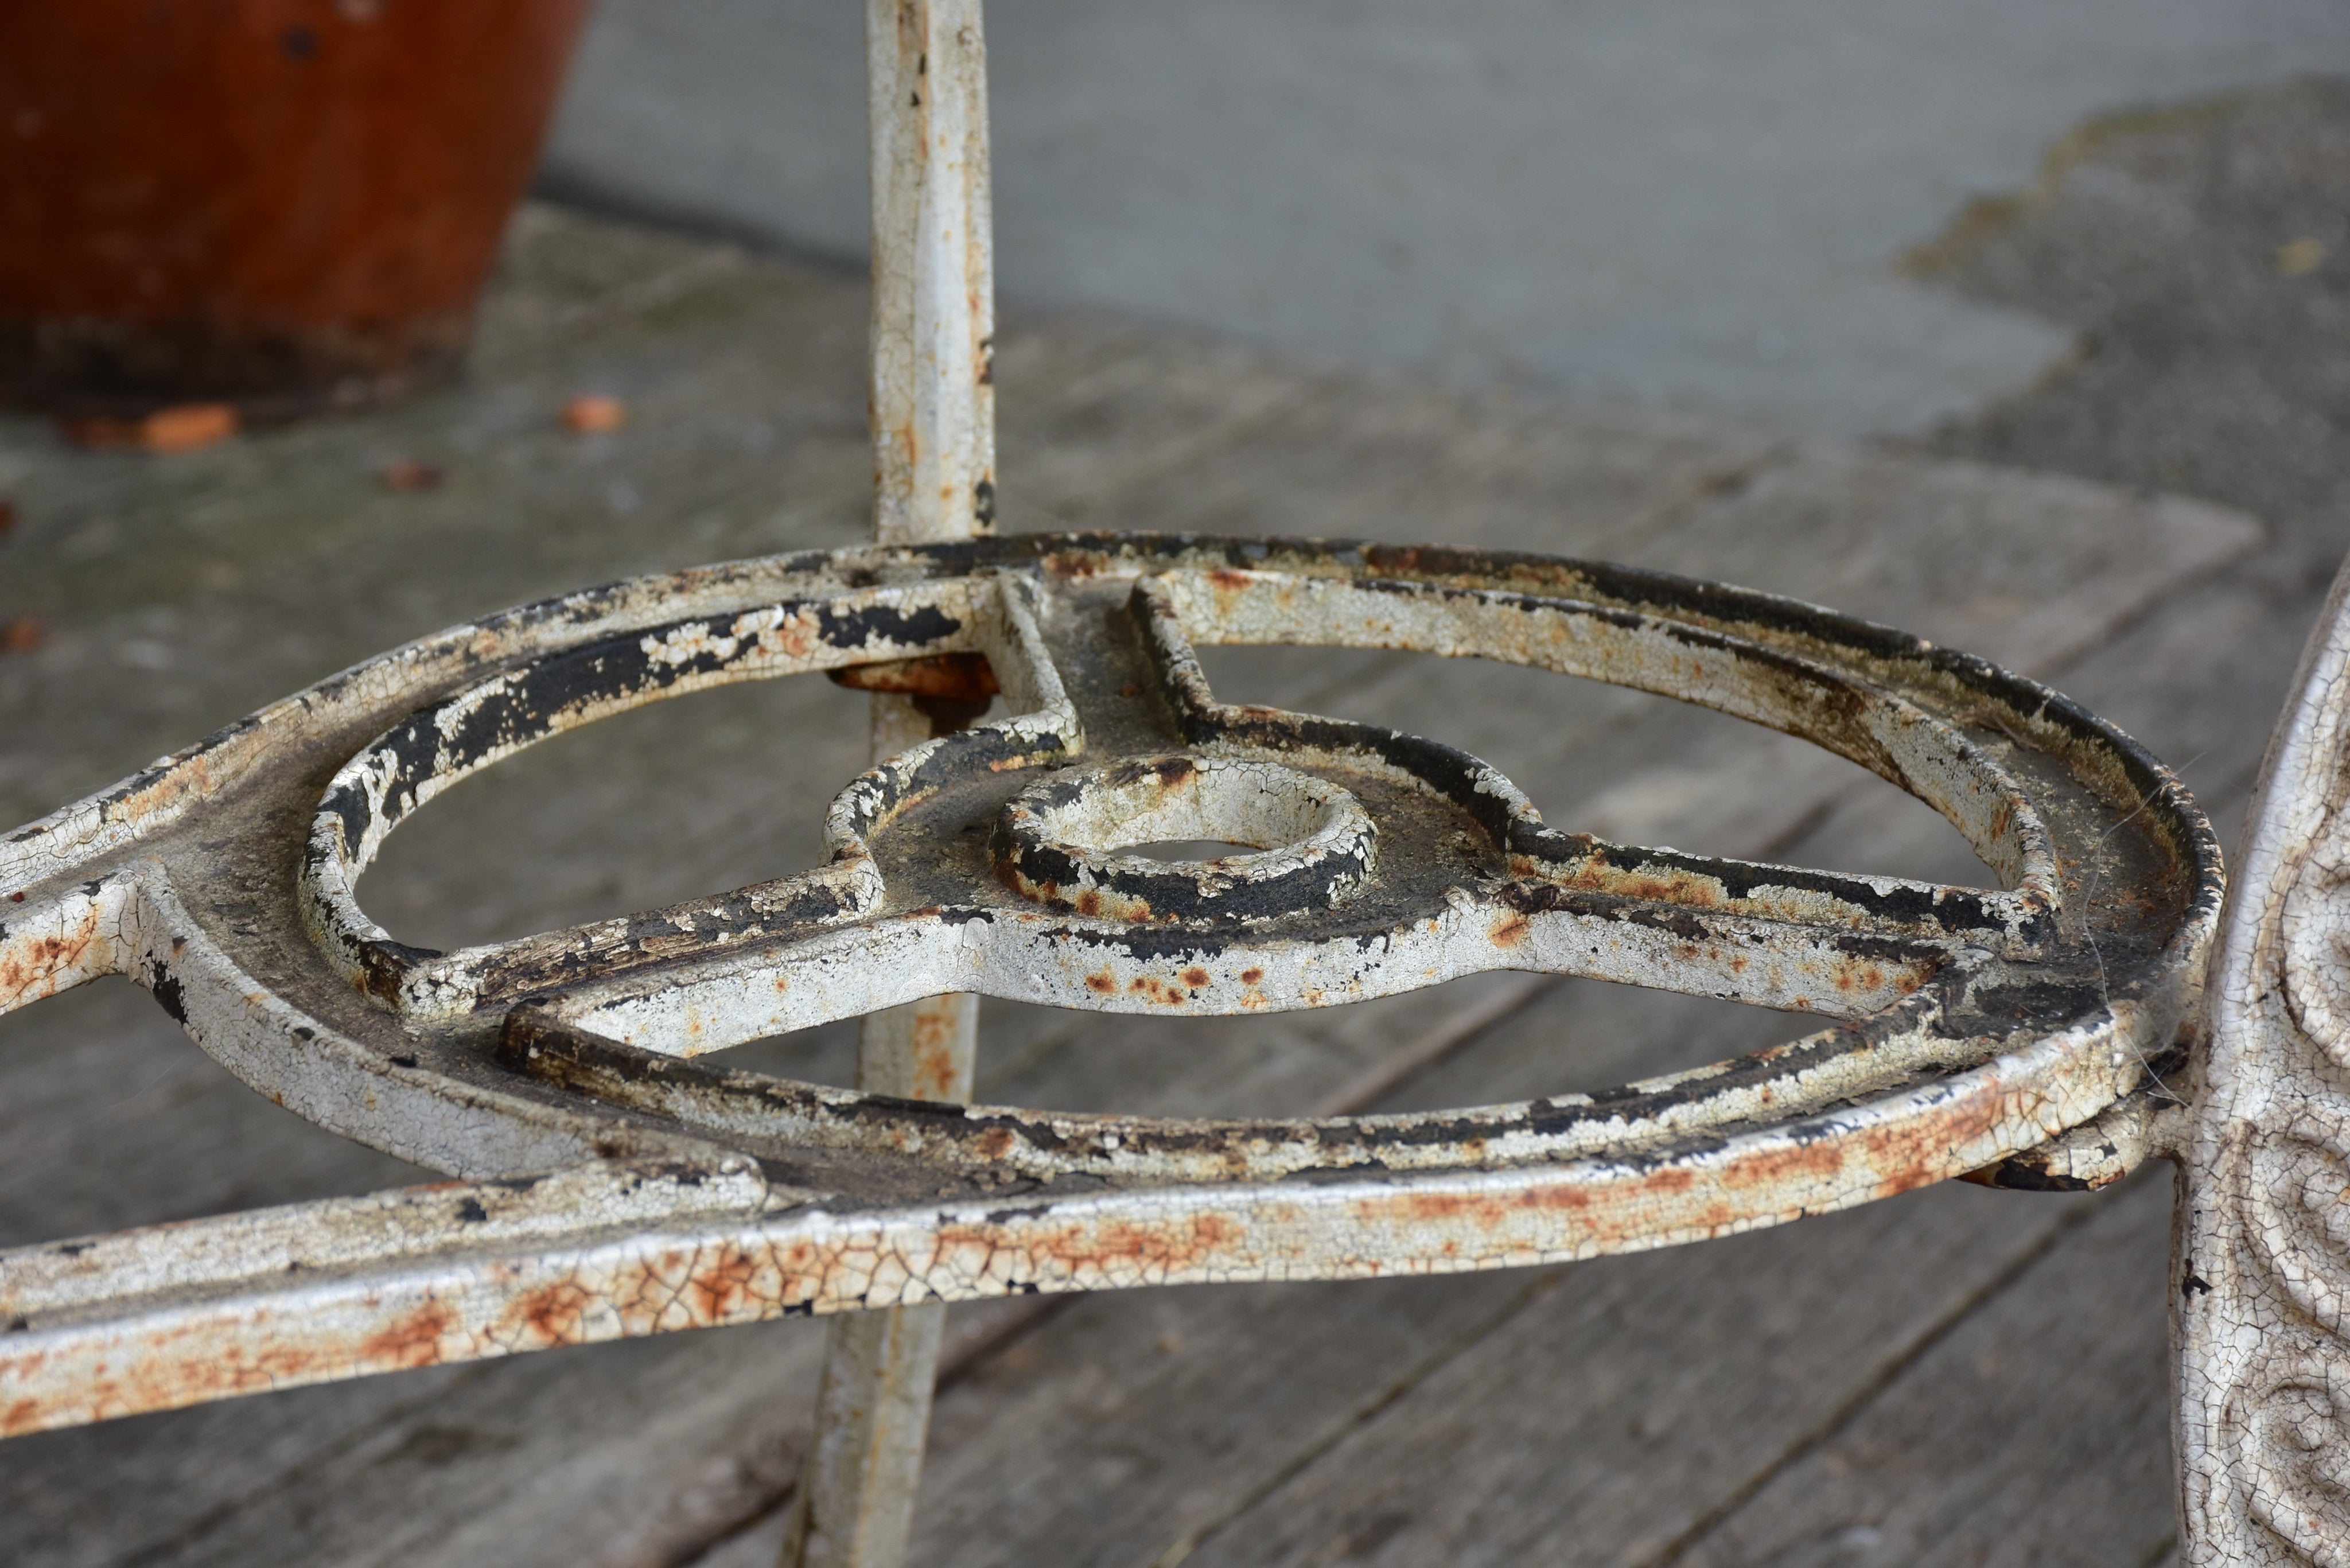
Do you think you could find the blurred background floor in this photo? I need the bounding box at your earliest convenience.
[0,63,2346,1568]
[542,0,2350,436]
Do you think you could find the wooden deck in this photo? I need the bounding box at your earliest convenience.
[0,190,2317,1567]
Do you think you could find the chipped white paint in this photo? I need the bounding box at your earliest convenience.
[788,3,1003,1550]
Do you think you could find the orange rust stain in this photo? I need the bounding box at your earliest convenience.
[508,1281,594,1345]
[359,1298,456,1369]
[1644,1166,1698,1195]
[1861,1093,2005,1197]
[974,1126,1016,1160]
[1565,862,1725,909]
[687,1246,762,1321]
[1182,967,1210,989]
[1719,1138,1846,1190]
[1125,974,1187,1006]
[1085,971,1115,994]
[939,1212,1242,1281]
[1490,913,1531,948]
[2,1397,42,1437]
[1077,890,1102,917]
[1376,1184,1596,1225]
[915,1048,960,1099]
[0,903,106,1002]
[1204,568,1254,617]
[1240,967,1264,986]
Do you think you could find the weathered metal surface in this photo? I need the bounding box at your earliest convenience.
[2178,553,2350,1565]
[788,4,1004,1555]
[864,0,994,547]
[0,529,2219,1446]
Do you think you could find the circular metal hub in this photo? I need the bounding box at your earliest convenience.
[992,755,1378,923]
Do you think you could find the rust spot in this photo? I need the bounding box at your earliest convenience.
[1644,1166,1697,1195]
[1861,1091,2004,1196]
[1239,967,1263,985]
[1490,913,1531,948]
[827,652,998,702]
[1077,890,1102,917]
[916,1050,960,1099]
[1182,967,1210,989]
[1085,971,1115,994]
[359,1298,456,1368]
[0,902,105,1004]
[1376,1182,1596,1226]
[1720,1138,1846,1189]
[687,1246,762,1321]
[1,1396,41,1437]
[508,1281,593,1345]
[939,1211,1242,1283]
[974,1126,1017,1159]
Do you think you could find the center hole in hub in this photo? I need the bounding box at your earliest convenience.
[1118,838,1260,863]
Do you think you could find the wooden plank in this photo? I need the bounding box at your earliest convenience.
[1670,1173,2179,1568]
[1169,1187,2108,1568]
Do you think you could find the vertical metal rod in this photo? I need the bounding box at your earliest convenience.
[780,3,993,1566]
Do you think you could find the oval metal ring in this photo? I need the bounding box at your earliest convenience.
[0,533,2221,1427]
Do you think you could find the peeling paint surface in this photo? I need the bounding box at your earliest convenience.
[0,532,2219,1442]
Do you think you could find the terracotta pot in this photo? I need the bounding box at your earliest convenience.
[0,0,594,419]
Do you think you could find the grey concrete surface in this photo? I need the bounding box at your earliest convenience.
[539,0,2349,438]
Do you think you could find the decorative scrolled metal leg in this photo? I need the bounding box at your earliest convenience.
[2178,557,2350,1565]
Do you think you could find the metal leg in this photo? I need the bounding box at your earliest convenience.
[2177,554,2350,1564]
[783,2,995,1562]
[781,806,977,1567]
